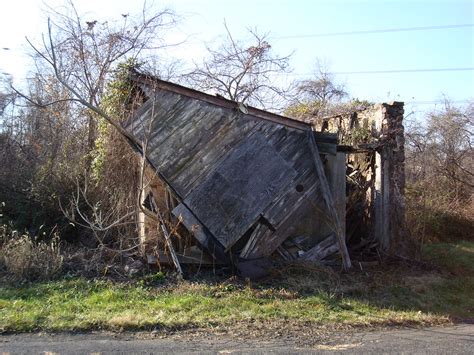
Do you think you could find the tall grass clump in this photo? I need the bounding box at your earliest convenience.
[0,224,63,281]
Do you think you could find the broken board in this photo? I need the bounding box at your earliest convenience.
[181,132,297,250]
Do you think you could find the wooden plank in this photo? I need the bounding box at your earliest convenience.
[159,213,183,276]
[124,91,183,142]
[262,169,318,227]
[313,131,338,144]
[315,142,337,155]
[172,203,228,263]
[381,150,390,250]
[130,73,312,131]
[149,251,223,266]
[241,184,321,259]
[147,104,229,170]
[326,152,347,239]
[172,203,212,249]
[308,129,352,270]
[239,222,273,259]
[239,124,319,229]
[169,117,262,197]
[374,151,387,248]
[298,234,338,262]
[183,131,298,250]
[146,111,222,169]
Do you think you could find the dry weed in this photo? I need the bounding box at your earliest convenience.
[0,232,63,281]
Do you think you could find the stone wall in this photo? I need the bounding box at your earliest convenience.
[316,102,406,253]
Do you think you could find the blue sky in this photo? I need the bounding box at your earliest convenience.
[1,0,473,116]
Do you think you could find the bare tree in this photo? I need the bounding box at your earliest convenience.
[185,23,292,110]
[20,0,176,155]
[1,0,180,241]
[427,100,473,190]
[296,61,347,104]
[406,98,473,197]
[404,98,473,243]
[286,61,348,121]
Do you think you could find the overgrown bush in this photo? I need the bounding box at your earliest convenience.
[405,183,473,245]
[405,100,473,245]
[0,227,63,281]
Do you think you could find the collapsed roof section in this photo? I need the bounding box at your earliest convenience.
[122,72,351,274]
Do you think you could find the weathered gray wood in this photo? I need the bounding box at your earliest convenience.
[123,79,341,269]
[239,222,272,259]
[124,91,183,142]
[148,249,221,265]
[315,142,337,155]
[172,202,229,263]
[276,245,295,261]
[313,131,338,144]
[254,125,320,228]
[147,106,226,170]
[262,169,318,227]
[172,203,212,249]
[308,129,351,270]
[169,118,262,197]
[130,73,311,131]
[327,152,347,239]
[158,213,182,277]
[373,151,389,249]
[184,132,297,250]
[241,185,320,259]
[382,150,390,249]
[298,234,338,262]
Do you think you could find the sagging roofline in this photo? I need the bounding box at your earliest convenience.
[128,69,312,132]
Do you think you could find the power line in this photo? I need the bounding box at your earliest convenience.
[407,100,471,105]
[332,67,474,75]
[285,67,474,76]
[272,24,474,40]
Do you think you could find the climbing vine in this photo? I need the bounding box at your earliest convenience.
[90,59,142,182]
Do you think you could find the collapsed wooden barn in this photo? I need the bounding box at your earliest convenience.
[122,71,405,277]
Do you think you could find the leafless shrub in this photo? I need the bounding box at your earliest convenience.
[405,99,474,243]
[60,177,140,252]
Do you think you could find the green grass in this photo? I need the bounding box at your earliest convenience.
[423,240,474,274]
[1,241,473,333]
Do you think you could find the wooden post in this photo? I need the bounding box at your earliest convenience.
[381,151,390,250]
[159,212,183,277]
[374,151,384,248]
[308,129,351,270]
[374,150,390,250]
[138,158,147,256]
[327,152,347,240]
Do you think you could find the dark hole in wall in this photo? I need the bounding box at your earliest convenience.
[296,184,304,193]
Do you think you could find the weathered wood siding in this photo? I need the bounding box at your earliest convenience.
[123,84,338,259]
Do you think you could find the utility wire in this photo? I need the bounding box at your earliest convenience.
[272,24,474,40]
[333,67,474,75]
[284,67,474,76]
[407,100,471,105]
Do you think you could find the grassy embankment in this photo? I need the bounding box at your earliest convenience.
[0,241,473,333]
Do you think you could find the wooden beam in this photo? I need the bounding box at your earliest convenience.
[158,213,183,277]
[327,152,347,240]
[172,203,228,263]
[299,234,339,262]
[374,150,390,250]
[239,222,272,259]
[148,250,222,266]
[307,129,352,270]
